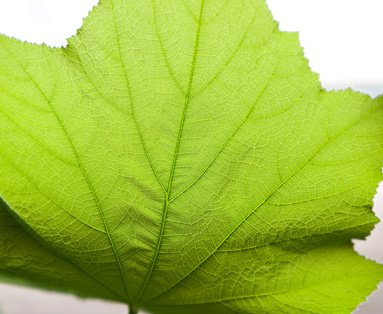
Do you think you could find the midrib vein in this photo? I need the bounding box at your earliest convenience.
[137,0,205,301]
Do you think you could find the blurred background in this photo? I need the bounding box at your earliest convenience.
[0,0,382,313]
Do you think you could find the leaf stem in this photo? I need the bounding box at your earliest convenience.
[129,305,139,314]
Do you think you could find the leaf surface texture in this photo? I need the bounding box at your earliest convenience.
[0,0,382,313]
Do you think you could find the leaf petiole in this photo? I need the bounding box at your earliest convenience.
[129,305,139,314]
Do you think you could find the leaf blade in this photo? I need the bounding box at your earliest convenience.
[0,0,382,313]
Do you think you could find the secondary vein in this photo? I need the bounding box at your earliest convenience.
[145,97,381,304]
[5,45,131,302]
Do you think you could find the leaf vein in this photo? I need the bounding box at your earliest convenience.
[137,0,206,300]
[145,100,382,303]
[4,44,132,302]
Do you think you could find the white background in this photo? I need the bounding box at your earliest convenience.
[0,0,382,313]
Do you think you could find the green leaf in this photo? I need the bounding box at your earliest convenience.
[0,199,123,301]
[0,0,382,313]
